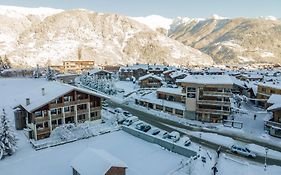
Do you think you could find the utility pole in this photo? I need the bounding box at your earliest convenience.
[264,147,268,171]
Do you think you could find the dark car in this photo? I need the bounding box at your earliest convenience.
[151,129,160,135]
[142,125,151,132]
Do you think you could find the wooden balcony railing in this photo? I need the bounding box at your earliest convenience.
[197,100,230,106]
[196,108,230,116]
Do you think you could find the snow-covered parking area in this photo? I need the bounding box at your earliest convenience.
[0,131,185,175]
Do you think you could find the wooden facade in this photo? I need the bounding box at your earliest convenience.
[257,83,281,108]
[139,76,162,88]
[19,89,102,140]
[63,60,95,73]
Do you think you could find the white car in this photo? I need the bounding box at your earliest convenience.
[231,145,256,158]
[122,116,139,126]
[163,131,180,142]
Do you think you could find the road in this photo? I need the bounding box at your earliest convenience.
[108,100,281,166]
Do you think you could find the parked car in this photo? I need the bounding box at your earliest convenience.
[135,123,151,132]
[230,145,256,158]
[169,131,180,142]
[162,132,169,139]
[151,129,160,135]
[114,108,123,113]
[142,125,151,132]
[183,136,191,146]
[123,116,139,126]
[135,122,144,130]
[162,131,180,142]
[123,111,132,117]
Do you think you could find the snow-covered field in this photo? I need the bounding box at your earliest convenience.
[0,131,185,175]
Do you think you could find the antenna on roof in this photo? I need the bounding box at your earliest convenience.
[42,88,45,96]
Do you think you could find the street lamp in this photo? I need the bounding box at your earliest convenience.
[264,147,268,171]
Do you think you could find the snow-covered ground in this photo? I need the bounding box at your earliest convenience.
[0,131,185,175]
[1,78,281,175]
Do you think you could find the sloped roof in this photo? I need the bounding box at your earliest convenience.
[88,68,112,75]
[139,73,162,81]
[177,75,233,85]
[17,81,108,113]
[267,94,281,104]
[71,148,127,175]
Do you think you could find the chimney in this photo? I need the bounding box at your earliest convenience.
[42,88,45,96]
[26,98,30,106]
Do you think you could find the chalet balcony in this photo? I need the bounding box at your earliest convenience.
[197,100,231,106]
[50,99,90,108]
[34,116,49,123]
[65,111,75,118]
[77,109,89,114]
[196,108,230,116]
[37,127,51,135]
[51,113,63,120]
[203,91,232,97]
[90,107,101,112]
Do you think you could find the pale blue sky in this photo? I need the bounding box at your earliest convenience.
[0,0,280,18]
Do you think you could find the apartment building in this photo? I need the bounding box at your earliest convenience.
[257,81,281,108]
[14,81,107,140]
[63,60,95,74]
[177,75,233,123]
[265,94,281,138]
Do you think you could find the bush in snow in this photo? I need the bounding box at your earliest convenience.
[0,109,18,160]
[50,124,77,141]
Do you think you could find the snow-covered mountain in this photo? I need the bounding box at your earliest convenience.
[168,16,281,65]
[0,6,213,67]
[130,15,173,31]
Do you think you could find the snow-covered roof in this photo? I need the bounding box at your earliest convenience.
[267,103,281,111]
[177,75,233,85]
[157,87,184,96]
[139,73,162,81]
[88,68,112,75]
[55,73,79,78]
[120,64,149,71]
[17,81,108,113]
[267,94,281,104]
[258,81,281,90]
[170,71,187,79]
[134,91,186,110]
[71,148,127,175]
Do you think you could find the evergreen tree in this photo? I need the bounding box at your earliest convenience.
[46,66,55,81]
[0,109,17,159]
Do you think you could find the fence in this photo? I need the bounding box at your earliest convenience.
[122,126,197,158]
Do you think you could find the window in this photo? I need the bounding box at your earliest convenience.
[36,123,43,129]
[77,104,87,110]
[175,109,183,115]
[58,119,62,125]
[64,106,70,113]
[51,109,57,115]
[165,107,173,113]
[34,111,42,117]
[52,120,57,125]
[64,96,73,102]
[156,105,163,110]
[187,87,196,92]
[187,93,196,98]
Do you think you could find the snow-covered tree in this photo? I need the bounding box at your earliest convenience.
[33,64,41,78]
[0,109,17,160]
[46,66,55,81]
